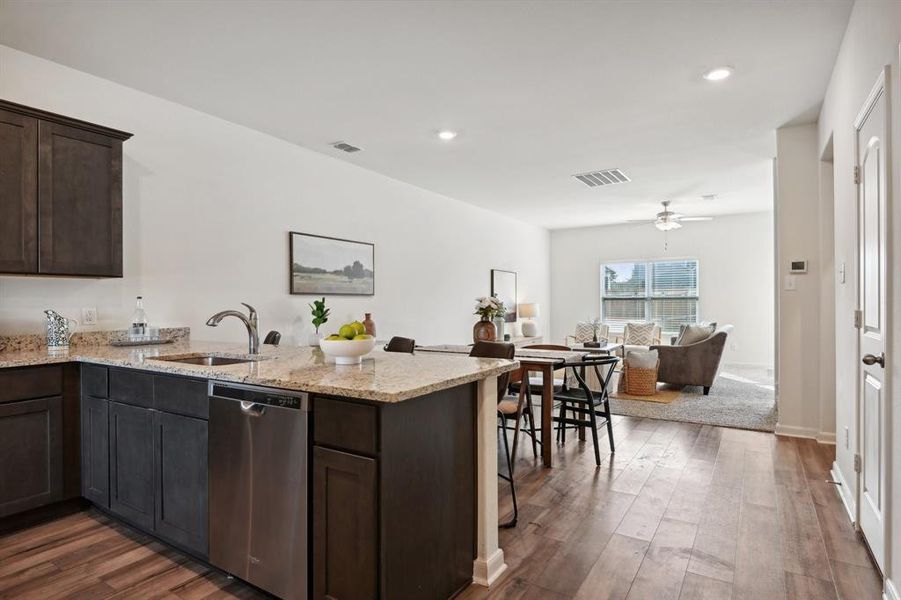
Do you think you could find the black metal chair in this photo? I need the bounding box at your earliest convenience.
[469,341,519,528]
[383,336,416,353]
[263,330,281,346]
[553,355,619,466]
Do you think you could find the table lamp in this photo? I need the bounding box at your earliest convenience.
[518,303,540,336]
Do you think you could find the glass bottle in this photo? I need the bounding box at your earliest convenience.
[131,296,148,338]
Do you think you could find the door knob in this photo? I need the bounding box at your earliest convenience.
[862,353,885,368]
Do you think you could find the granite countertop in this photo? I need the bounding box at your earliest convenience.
[0,339,517,403]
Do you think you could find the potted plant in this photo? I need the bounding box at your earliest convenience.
[587,317,604,347]
[308,297,330,346]
[473,296,505,342]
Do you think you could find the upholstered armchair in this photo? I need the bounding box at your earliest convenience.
[650,324,733,395]
[566,321,610,347]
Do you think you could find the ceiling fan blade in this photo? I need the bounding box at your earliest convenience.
[680,216,714,221]
[625,219,656,223]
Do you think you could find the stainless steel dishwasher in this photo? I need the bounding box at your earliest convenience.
[208,381,309,600]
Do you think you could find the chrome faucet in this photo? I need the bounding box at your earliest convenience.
[206,303,260,355]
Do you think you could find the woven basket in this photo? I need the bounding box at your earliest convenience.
[621,360,659,396]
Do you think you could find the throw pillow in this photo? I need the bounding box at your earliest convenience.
[625,322,657,346]
[574,321,595,343]
[626,349,658,369]
[676,323,716,346]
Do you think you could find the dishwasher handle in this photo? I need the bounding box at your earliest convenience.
[240,401,267,417]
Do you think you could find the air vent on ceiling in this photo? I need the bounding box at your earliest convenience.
[572,168,630,188]
[331,141,362,153]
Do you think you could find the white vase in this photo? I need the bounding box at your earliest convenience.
[493,316,505,341]
[307,331,323,346]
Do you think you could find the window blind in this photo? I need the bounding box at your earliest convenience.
[601,259,699,334]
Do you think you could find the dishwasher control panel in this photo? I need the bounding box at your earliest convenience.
[208,381,309,410]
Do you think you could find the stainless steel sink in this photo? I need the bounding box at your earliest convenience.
[156,355,259,366]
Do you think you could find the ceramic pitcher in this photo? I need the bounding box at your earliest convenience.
[44,310,78,349]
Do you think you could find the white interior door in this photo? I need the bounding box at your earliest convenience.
[855,67,889,572]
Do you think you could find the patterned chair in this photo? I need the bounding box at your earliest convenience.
[566,321,610,347]
[614,322,662,357]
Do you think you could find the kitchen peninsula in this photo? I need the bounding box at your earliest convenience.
[0,338,516,599]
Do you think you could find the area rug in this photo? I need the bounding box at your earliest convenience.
[607,373,777,432]
[611,385,680,404]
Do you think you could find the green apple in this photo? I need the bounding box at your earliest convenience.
[325,334,343,341]
[338,324,357,339]
[353,334,373,340]
[351,321,366,335]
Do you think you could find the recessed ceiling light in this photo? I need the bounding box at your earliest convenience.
[702,66,733,81]
[437,130,457,141]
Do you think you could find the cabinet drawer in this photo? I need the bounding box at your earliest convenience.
[81,365,108,398]
[314,397,378,455]
[0,365,62,404]
[109,369,153,408]
[154,375,208,420]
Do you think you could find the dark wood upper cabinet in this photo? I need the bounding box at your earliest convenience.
[0,99,131,278]
[0,108,38,274]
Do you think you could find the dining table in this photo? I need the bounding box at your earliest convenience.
[416,344,606,467]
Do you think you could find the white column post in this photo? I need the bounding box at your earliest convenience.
[472,375,508,586]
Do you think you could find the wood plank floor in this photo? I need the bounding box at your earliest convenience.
[459,416,882,600]
[0,416,881,600]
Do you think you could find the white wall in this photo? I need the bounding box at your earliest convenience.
[0,46,550,345]
[774,124,836,442]
[549,211,774,367]
[815,0,901,591]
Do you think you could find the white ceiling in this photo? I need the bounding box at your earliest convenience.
[0,0,852,229]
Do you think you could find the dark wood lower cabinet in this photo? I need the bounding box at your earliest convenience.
[81,395,110,507]
[0,396,63,517]
[313,446,378,600]
[153,410,208,557]
[109,401,154,530]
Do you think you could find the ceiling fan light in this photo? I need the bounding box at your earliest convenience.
[655,220,682,231]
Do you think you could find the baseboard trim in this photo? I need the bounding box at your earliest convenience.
[831,461,857,525]
[816,431,837,444]
[884,577,899,600]
[774,423,818,439]
[472,549,507,587]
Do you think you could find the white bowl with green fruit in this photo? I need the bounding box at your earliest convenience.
[319,321,376,365]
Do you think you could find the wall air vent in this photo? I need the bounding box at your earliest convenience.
[572,168,630,188]
[331,141,362,153]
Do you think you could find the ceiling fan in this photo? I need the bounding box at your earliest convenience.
[629,201,714,231]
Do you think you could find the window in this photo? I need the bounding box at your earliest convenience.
[601,259,699,334]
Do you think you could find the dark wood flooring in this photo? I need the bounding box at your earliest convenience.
[460,415,882,600]
[0,416,881,600]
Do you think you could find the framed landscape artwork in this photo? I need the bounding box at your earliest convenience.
[490,269,517,322]
[289,232,375,295]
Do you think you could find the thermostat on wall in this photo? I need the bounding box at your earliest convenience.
[790,260,808,274]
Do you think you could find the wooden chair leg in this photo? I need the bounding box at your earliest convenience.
[589,403,601,466]
[604,399,615,452]
[525,388,539,459]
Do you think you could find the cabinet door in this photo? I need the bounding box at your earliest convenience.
[0,109,38,274]
[153,411,208,557]
[313,446,377,600]
[37,120,122,277]
[81,395,109,507]
[109,401,154,529]
[0,397,62,517]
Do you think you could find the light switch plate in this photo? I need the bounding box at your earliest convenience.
[82,307,97,326]
[839,262,846,284]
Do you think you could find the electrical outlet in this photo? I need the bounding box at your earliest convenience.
[82,307,97,326]
[784,275,796,291]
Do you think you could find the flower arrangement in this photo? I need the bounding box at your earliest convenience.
[474,295,505,320]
